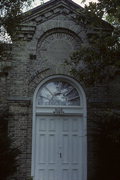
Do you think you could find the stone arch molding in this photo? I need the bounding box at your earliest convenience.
[29,19,88,52]
[36,28,82,69]
[32,75,87,180]
[28,27,84,81]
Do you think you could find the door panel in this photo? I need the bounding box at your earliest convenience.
[36,116,59,180]
[60,116,83,180]
[35,115,83,180]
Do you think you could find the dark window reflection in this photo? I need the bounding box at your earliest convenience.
[37,81,80,106]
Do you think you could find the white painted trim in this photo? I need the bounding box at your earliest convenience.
[31,75,87,180]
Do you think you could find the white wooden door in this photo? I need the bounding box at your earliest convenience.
[35,115,83,180]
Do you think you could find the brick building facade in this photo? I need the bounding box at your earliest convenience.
[0,0,119,180]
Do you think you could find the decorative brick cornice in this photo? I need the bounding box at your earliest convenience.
[13,24,36,41]
[23,0,83,24]
[13,0,112,41]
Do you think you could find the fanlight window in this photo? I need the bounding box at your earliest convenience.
[37,80,80,106]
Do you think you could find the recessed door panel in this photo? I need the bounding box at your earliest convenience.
[35,115,83,180]
[60,116,83,180]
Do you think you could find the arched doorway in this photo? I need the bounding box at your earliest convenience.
[32,75,87,180]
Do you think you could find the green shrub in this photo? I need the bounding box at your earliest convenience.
[90,110,120,180]
[0,110,20,180]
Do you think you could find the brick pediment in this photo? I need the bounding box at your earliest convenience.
[15,0,113,41]
[23,0,84,25]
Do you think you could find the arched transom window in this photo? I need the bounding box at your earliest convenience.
[36,80,80,106]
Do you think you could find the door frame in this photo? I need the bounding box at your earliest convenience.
[31,75,87,180]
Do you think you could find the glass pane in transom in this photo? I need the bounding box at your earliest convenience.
[37,80,80,106]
